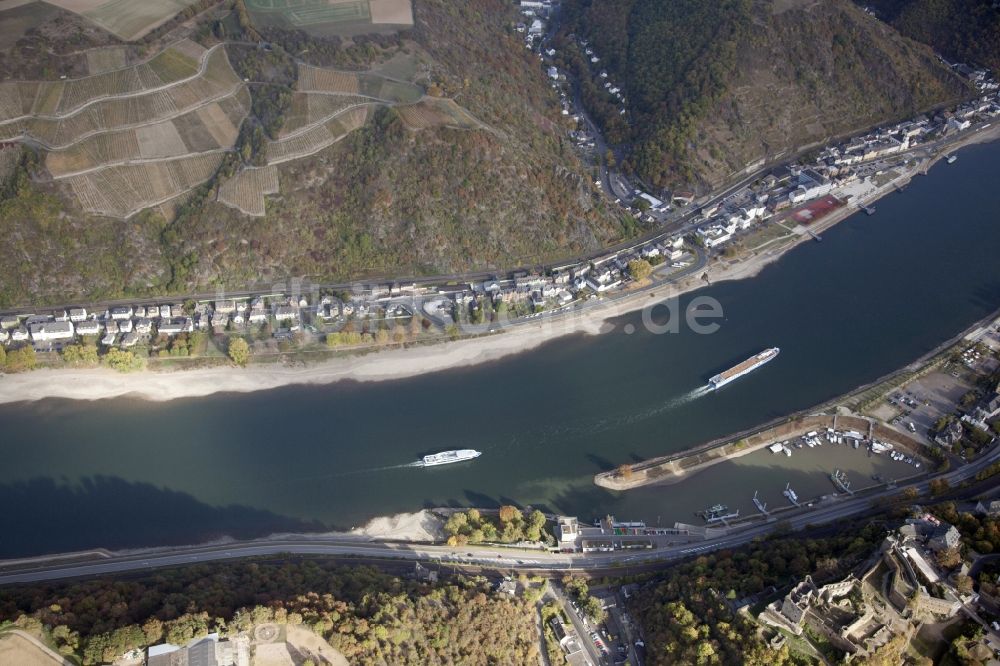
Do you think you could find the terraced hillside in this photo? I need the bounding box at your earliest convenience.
[0,0,623,304]
[0,39,250,218]
[559,0,969,191]
[164,0,623,289]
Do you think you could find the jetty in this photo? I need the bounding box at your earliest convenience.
[699,503,739,525]
[752,491,769,516]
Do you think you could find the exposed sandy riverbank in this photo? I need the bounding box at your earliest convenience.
[0,243,790,405]
[1,127,996,406]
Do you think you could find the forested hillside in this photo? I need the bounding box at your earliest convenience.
[0,0,624,306]
[558,0,968,192]
[629,525,884,665]
[0,561,540,665]
[860,0,1000,73]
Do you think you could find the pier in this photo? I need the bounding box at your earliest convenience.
[805,228,823,242]
[752,491,769,516]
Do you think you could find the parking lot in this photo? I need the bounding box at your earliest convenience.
[875,371,973,443]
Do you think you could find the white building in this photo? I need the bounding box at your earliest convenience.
[274,306,298,322]
[557,516,579,544]
[29,321,74,342]
[75,320,100,336]
[109,306,133,320]
[948,117,972,132]
[697,224,733,249]
[121,331,139,348]
[158,319,192,336]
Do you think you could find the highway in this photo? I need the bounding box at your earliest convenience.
[2,442,997,587]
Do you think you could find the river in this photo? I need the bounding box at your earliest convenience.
[2,141,1000,558]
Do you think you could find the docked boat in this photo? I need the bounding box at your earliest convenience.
[870,441,893,454]
[698,503,739,523]
[709,348,780,389]
[946,154,957,164]
[783,483,799,504]
[419,449,482,467]
[831,469,853,493]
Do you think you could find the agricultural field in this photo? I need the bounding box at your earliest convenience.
[245,0,412,36]
[44,0,203,41]
[0,631,71,666]
[218,165,280,217]
[45,128,141,176]
[66,151,224,217]
[45,86,248,175]
[266,104,370,164]
[373,52,422,82]
[1,48,242,149]
[396,97,480,130]
[359,74,421,103]
[0,40,207,127]
[297,64,361,94]
[280,92,369,136]
[0,38,251,217]
[297,63,422,102]
[368,0,411,25]
[84,46,127,74]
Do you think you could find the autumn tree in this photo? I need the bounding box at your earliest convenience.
[62,343,99,366]
[227,337,250,366]
[628,258,653,282]
[498,505,522,523]
[929,478,951,496]
[5,345,36,372]
[103,349,144,372]
[936,547,962,569]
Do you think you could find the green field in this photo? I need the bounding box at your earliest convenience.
[246,0,372,34]
[356,73,421,103]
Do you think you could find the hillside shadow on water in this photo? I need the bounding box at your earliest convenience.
[0,476,327,558]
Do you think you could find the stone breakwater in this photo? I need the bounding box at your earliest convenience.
[595,414,926,491]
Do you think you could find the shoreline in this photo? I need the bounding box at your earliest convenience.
[0,241,805,406]
[1,129,997,406]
